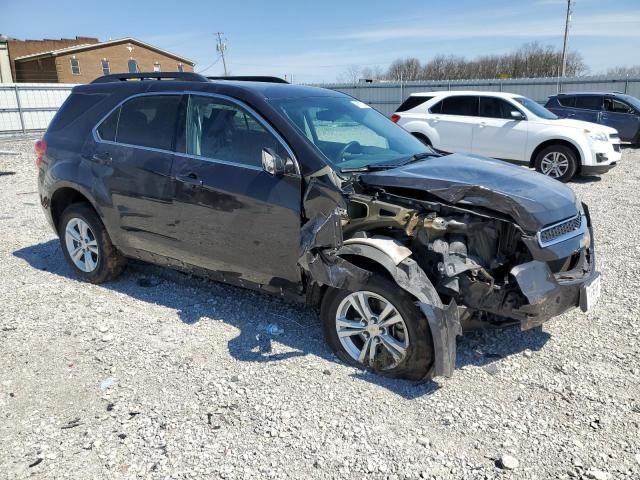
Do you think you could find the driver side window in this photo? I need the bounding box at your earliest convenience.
[604,98,633,114]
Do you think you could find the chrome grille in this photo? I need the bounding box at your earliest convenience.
[538,215,583,246]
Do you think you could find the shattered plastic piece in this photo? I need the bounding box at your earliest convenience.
[262,323,284,336]
[99,377,113,390]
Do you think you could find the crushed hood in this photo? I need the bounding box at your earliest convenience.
[360,154,578,233]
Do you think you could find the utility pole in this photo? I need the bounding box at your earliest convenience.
[215,32,228,76]
[560,0,573,77]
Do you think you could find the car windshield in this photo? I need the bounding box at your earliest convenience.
[514,96,558,120]
[269,96,428,171]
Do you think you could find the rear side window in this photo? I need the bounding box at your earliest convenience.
[440,96,478,116]
[557,95,575,107]
[396,96,433,112]
[186,95,280,167]
[115,95,182,151]
[48,92,110,133]
[574,95,603,111]
[478,97,517,119]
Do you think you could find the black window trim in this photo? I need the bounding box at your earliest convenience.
[92,91,299,175]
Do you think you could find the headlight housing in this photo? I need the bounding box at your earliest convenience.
[586,130,608,142]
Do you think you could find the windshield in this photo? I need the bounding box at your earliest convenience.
[514,96,558,120]
[269,96,428,171]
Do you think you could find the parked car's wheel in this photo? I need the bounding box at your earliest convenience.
[412,132,432,146]
[320,274,434,380]
[58,203,125,283]
[534,144,578,182]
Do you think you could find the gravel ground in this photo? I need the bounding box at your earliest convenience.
[0,135,639,480]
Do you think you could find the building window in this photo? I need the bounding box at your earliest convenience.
[70,57,80,75]
[127,59,138,73]
[177,63,184,72]
[153,62,161,72]
[101,59,110,76]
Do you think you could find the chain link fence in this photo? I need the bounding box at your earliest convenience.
[0,83,75,134]
[1,76,640,133]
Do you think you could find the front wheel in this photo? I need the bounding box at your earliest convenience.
[534,144,578,182]
[320,275,434,380]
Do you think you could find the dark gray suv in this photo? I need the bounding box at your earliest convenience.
[37,72,601,381]
[545,92,640,144]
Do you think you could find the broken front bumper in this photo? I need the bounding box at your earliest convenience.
[510,222,599,330]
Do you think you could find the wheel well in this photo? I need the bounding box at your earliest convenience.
[50,188,94,230]
[530,139,581,169]
[411,132,432,146]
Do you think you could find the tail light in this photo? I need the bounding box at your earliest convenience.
[35,139,47,169]
[390,114,400,123]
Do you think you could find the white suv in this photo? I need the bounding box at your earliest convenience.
[391,91,621,182]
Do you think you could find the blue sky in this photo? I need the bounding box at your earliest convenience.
[1,0,639,83]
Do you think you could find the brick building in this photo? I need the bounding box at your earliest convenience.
[3,36,194,83]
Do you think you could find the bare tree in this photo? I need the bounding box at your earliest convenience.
[606,65,640,76]
[338,64,362,84]
[383,42,588,81]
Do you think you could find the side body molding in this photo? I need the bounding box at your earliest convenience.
[337,238,462,379]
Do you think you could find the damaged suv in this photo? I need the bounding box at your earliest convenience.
[37,73,600,380]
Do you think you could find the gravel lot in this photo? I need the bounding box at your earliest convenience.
[1,135,639,480]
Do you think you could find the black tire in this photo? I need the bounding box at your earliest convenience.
[412,132,432,146]
[320,274,434,380]
[58,203,126,283]
[534,144,579,182]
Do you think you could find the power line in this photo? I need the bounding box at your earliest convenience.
[215,32,228,76]
[196,55,222,74]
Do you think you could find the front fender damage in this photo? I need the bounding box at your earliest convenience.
[298,174,462,380]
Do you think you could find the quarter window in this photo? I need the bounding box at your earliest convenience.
[397,96,433,112]
[101,59,110,76]
[478,97,518,119]
[70,58,80,75]
[440,96,479,116]
[127,59,138,73]
[99,95,182,151]
[186,95,280,167]
[574,95,603,111]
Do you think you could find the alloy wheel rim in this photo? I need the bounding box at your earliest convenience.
[335,291,409,370]
[64,218,99,273]
[541,151,569,178]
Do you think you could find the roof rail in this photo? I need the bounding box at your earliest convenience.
[91,72,209,84]
[207,76,289,84]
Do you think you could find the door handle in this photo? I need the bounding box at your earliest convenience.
[176,172,203,187]
[432,116,440,123]
[478,122,486,128]
[91,153,112,165]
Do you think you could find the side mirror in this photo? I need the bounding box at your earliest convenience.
[510,111,525,121]
[262,147,285,176]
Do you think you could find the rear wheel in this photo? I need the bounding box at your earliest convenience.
[534,144,578,182]
[320,274,433,380]
[59,203,125,283]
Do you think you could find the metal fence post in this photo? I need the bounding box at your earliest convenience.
[624,78,629,94]
[14,84,26,133]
